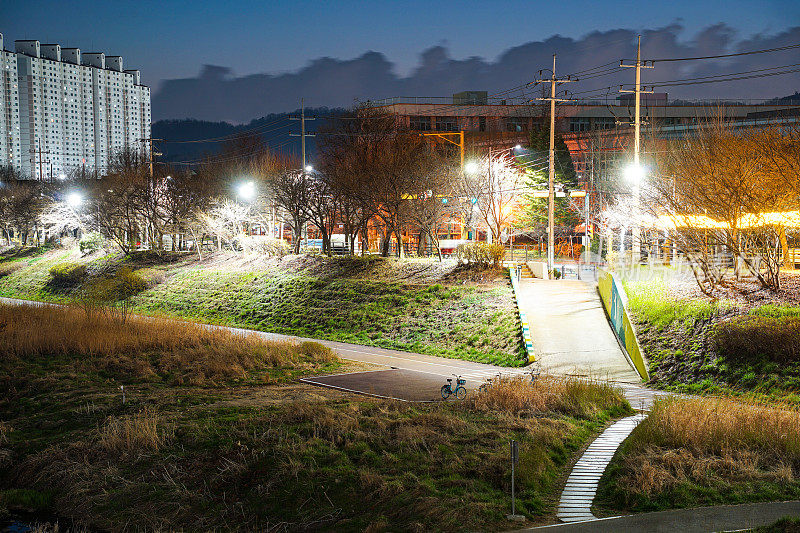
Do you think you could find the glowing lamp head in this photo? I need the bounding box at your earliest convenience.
[237,181,256,201]
[305,165,314,172]
[57,173,66,181]
[625,163,646,183]
[66,192,83,208]
[514,144,522,150]
[464,161,479,174]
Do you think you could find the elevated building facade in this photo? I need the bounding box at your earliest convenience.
[0,33,150,179]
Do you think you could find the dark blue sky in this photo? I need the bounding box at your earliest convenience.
[2,0,798,90]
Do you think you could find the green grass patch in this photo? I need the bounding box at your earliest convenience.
[0,303,630,530]
[621,278,800,402]
[0,248,526,367]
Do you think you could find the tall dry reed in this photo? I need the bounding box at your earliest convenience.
[99,407,172,453]
[0,303,338,385]
[471,375,630,419]
[630,396,800,461]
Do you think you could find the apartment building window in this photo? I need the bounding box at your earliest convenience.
[435,116,458,132]
[506,117,528,132]
[410,115,432,131]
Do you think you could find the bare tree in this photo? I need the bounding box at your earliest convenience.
[273,170,310,253]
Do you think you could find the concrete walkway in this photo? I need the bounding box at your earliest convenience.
[515,279,641,383]
[523,500,800,532]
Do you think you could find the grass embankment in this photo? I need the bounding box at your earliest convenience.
[596,396,800,514]
[0,248,525,366]
[0,304,632,530]
[623,278,800,401]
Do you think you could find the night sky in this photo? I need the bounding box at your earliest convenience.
[2,0,799,121]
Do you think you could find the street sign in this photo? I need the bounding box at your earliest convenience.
[511,440,519,464]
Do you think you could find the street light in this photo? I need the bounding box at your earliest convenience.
[66,192,83,208]
[624,163,645,184]
[305,165,313,173]
[57,173,66,181]
[464,161,479,174]
[237,181,256,202]
[514,144,522,150]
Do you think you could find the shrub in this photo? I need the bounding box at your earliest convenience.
[472,375,630,419]
[456,242,506,268]
[714,316,800,363]
[82,267,148,323]
[0,261,22,278]
[49,262,86,285]
[79,231,104,254]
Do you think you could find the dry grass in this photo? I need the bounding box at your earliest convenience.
[0,420,9,444]
[632,396,800,459]
[99,407,172,453]
[471,375,631,419]
[600,397,800,509]
[0,303,340,386]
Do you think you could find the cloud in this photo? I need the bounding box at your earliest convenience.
[152,24,800,123]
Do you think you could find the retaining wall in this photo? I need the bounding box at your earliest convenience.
[598,269,649,381]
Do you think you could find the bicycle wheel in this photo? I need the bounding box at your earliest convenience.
[455,386,467,400]
[441,385,451,400]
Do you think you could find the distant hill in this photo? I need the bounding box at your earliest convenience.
[767,91,800,104]
[152,107,344,164]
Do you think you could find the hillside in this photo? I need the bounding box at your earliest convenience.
[0,248,526,366]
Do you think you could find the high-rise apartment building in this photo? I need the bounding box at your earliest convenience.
[0,33,150,179]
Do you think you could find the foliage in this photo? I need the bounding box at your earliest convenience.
[456,242,506,268]
[82,267,148,323]
[649,119,800,293]
[79,231,105,254]
[48,262,86,285]
[0,307,627,530]
[714,316,800,364]
[596,397,800,513]
[0,302,340,387]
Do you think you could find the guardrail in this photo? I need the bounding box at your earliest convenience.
[508,266,535,364]
[597,269,649,381]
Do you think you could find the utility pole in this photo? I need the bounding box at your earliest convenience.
[290,98,316,246]
[290,98,316,172]
[535,54,575,276]
[138,137,163,178]
[620,35,654,261]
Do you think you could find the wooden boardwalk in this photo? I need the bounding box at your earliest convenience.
[557,414,647,523]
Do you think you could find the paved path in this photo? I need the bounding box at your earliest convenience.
[516,279,640,383]
[0,296,660,407]
[523,500,800,532]
[557,414,647,523]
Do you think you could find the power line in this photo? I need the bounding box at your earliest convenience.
[648,42,800,62]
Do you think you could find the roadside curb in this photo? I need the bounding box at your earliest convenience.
[508,266,536,364]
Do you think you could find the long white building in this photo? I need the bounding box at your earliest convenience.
[0,33,151,179]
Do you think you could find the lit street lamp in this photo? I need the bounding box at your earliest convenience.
[66,192,83,208]
[237,181,256,202]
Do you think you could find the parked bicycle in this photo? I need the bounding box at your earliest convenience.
[441,375,467,400]
[527,361,542,385]
[478,372,502,394]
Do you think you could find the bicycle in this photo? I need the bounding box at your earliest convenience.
[441,375,467,400]
[478,372,502,394]
[526,361,542,385]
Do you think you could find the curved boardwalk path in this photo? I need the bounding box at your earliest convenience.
[557,414,647,522]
